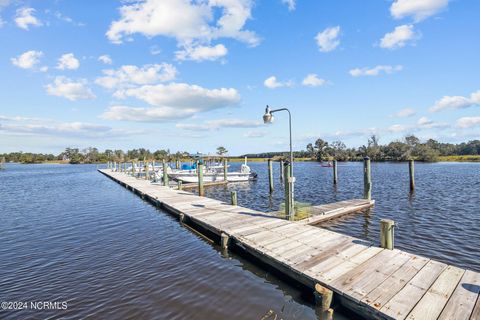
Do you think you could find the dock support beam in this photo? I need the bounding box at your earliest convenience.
[380,219,395,250]
[198,162,204,196]
[231,191,237,206]
[223,158,228,182]
[333,160,338,185]
[314,283,333,320]
[409,159,415,191]
[268,159,274,193]
[221,233,229,249]
[163,160,169,186]
[363,157,371,200]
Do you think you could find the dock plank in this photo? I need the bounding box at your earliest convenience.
[405,265,465,320]
[438,270,480,320]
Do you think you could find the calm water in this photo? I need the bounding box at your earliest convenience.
[0,162,478,319]
[0,164,352,320]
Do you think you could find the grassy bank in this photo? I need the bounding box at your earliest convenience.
[438,155,480,162]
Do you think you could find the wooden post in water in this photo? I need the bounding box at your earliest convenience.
[284,162,293,220]
[268,159,274,193]
[223,158,228,182]
[221,233,229,249]
[380,219,395,250]
[177,181,182,191]
[145,161,149,180]
[279,160,284,180]
[363,157,371,200]
[231,191,237,206]
[176,159,180,169]
[314,283,333,318]
[198,162,204,196]
[163,159,169,186]
[333,160,338,185]
[409,159,415,191]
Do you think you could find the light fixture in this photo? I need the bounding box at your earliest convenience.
[263,105,274,124]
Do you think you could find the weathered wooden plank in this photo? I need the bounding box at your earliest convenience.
[405,265,465,320]
[362,255,430,310]
[438,269,480,320]
[336,251,413,302]
[381,259,447,319]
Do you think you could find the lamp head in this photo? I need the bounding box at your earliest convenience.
[263,105,274,124]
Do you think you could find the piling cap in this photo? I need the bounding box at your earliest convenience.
[364,156,370,160]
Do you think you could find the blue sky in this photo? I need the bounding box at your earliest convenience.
[0,0,479,155]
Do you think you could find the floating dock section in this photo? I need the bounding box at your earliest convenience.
[99,169,480,320]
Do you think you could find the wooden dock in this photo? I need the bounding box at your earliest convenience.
[99,169,480,320]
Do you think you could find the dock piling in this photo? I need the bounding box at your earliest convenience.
[409,159,415,191]
[363,157,371,200]
[333,160,338,185]
[198,162,204,196]
[231,191,237,206]
[268,159,274,193]
[221,233,229,249]
[380,219,395,250]
[223,158,228,182]
[145,161,149,180]
[284,162,293,220]
[314,283,333,315]
[279,160,284,180]
[177,181,183,191]
[163,160,169,186]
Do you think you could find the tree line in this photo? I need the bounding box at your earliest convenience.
[243,135,480,162]
[1,147,191,164]
[2,136,479,164]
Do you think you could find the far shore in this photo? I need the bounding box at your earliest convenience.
[3,155,480,165]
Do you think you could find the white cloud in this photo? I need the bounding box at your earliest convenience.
[15,7,42,30]
[349,65,403,77]
[0,116,143,138]
[244,130,266,138]
[388,124,410,133]
[417,116,448,129]
[281,0,296,11]
[380,24,419,49]
[391,108,416,118]
[315,26,340,52]
[45,76,96,101]
[56,53,80,70]
[430,90,480,112]
[390,0,449,22]
[53,11,84,27]
[95,63,177,90]
[264,76,293,89]
[457,117,480,129]
[101,82,240,122]
[106,0,259,48]
[98,54,113,65]
[11,50,43,69]
[302,74,326,87]
[176,44,228,61]
[176,118,262,131]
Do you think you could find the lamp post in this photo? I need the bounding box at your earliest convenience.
[263,105,295,219]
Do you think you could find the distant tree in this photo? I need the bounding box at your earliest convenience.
[216,146,228,155]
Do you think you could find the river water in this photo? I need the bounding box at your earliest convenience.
[0,162,478,319]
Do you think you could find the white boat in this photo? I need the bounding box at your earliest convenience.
[168,158,256,183]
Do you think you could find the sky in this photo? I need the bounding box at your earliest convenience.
[0,0,479,155]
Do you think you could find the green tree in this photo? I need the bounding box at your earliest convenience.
[216,146,228,155]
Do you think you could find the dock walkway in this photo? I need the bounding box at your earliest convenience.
[99,169,480,320]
